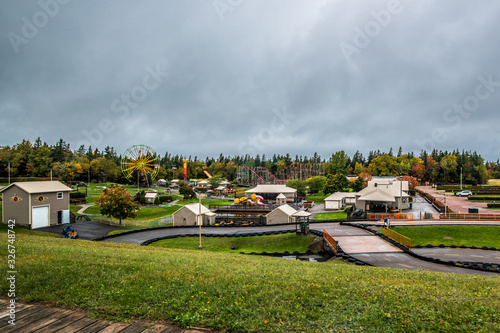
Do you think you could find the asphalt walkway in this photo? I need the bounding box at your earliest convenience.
[310,224,499,277]
[97,222,500,277]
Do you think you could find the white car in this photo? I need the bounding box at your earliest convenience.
[455,190,472,197]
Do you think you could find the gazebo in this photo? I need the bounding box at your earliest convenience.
[97,172,107,183]
[293,210,312,235]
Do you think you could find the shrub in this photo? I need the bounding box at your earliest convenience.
[154,196,160,205]
[159,195,173,203]
[487,203,500,208]
[70,191,86,199]
[468,195,500,201]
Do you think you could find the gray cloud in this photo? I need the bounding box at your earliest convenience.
[1,0,499,161]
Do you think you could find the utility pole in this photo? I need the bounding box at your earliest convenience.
[460,167,463,190]
[8,161,11,185]
[198,192,203,249]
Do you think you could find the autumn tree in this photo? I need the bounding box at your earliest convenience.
[94,186,140,225]
[306,176,327,194]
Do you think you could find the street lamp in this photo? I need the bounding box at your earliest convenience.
[196,191,205,249]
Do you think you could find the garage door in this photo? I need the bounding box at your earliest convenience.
[32,206,49,229]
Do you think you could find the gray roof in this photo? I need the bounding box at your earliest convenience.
[0,181,72,194]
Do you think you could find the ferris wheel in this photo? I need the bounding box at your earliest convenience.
[121,145,160,187]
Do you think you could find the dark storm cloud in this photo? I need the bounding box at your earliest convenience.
[1,0,499,161]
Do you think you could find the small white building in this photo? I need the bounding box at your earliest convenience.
[144,192,159,204]
[324,192,357,210]
[266,204,298,225]
[355,180,410,212]
[172,203,216,226]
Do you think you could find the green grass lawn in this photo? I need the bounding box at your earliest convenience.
[392,226,500,247]
[151,233,312,253]
[306,192,329,204]
[314,212,347,221]
[1,228,499,332]
[84,204,182,220]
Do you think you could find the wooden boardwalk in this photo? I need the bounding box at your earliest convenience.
[0,299,212,333]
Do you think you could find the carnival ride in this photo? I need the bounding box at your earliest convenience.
[121,145,160,188]
[237,163,325,185]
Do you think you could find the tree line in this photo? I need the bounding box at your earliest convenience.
[0,138,497,185]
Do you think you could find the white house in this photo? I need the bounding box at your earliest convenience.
[172,203,216,226]
[324,192,357,210]
[266,204,298,225]
[144,192,159,204]
[355,180,410,212]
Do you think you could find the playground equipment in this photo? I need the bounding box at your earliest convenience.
[121,145,160,187]
[234,194,265,206]
[237,163,325,185]
[202,166,213,178]
[62,226,78,239]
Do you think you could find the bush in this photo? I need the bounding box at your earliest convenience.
[140,195,146,205]
[487,203,500,208]
[154,196,160,205]
[159,195,173,203]
[70,191,86,199]
[468,195,500,201]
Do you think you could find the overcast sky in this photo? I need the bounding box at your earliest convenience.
[1,0,499,161]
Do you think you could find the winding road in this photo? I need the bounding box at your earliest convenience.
[101,222,500,277]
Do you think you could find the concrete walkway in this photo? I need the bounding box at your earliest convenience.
[310,224,499,277]
[100,222,500,277]
[77,204,93,214]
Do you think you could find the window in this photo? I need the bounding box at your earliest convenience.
[57,192,63,199]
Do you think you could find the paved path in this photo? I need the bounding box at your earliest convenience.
[105,225,297,245]
[0,298,211,333]
[38,221,127,240]
[418,186,500,214]
[101,222,500,277]
[77,204,94,215]
[309,224,499,277]
[412,248,500,265]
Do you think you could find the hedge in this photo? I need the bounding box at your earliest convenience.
[468,195,500,201]
[159,195,173,203]
[70,191,86,199]
[487,203,500,208]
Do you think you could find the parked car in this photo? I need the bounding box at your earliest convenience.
[455,190,472,197]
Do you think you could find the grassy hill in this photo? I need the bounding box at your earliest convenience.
[1,226,499,332]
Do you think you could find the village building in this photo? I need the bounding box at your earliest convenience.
[0,181,73,229]
[172,203,216,226]
[245,184,297,202]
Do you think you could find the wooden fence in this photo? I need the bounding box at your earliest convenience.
[438,213,500,221]
[323,229,338,253]
[367,213,414,221]
[383,228,411,249]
